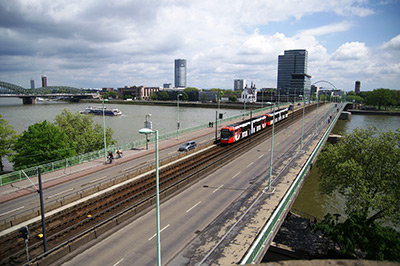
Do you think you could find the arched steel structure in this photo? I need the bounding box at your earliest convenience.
[0,81,82,94]
[311,80,338,91]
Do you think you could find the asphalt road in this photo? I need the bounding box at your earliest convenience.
[59,104,334,266]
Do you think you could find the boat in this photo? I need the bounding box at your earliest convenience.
[80,106,122,116]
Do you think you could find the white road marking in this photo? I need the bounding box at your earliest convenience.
[247,162,254,168]
[213,184,223,193]
[148,224,170,241]
[113,258,124,266]
[258,154,264,159]
[47,188,74,199]
[186,201,201,213]
[232,172,240,179]
[0,206,24,217]
[90,176,108,183]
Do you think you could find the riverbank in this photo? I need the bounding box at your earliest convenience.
[348,109,400,116]
[80,99,264,110]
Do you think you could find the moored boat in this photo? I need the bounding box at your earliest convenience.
[80,106,122,116]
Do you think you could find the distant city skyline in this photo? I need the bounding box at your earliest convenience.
[0,1,399,91]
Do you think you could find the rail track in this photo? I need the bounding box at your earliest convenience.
[0,103,320,265]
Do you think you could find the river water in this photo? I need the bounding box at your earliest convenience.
[292,113,399,220]
[0,98,243,145]
[1,98,398,220]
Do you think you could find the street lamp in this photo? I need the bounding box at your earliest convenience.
[138,128,161,266]
[102,97,107,163]
[144,114,152,150]
[266,102,275,191]
[315,90,319,135]
[299,95,305,152]
[177,94,182,140]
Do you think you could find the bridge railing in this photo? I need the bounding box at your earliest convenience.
[0,106,274,186]
[240,103,346,265]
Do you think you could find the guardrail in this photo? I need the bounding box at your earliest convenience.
[0,105,274,187]
[240,103,345,265]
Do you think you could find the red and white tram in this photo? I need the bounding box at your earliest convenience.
[220,108,288,144]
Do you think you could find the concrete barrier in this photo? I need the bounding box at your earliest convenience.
[68,231,96,252]
[81,186,99,198]
[44,201,62,212]
[37,245,70,266]
[95,219,117,238]
[117,208,136,224]
[61,192,82,206]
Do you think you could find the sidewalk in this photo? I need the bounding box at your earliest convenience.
[0,104,296,205]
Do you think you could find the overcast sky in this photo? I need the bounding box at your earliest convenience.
[1,0,399,91]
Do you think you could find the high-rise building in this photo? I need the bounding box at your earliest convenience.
[277,49,311,98]
[355,80,361,94]
[234,79,246,91]
[30,79,35,89]
[41,75,47,87]
[174,59,186,88]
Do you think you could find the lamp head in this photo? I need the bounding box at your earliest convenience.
[139,128,154,134]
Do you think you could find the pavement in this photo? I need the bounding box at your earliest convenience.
[0,107,273,205]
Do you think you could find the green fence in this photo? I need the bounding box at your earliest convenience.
[0,106,273,186]
[240,103,346,264]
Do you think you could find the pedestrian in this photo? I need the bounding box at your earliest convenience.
[108,151,113,164]
[116,149,122,158]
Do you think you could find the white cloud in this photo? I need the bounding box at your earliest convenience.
[331,42,369,61]
[0,0,398,91]
[380,34,400,50]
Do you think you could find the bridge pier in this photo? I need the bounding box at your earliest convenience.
[21,97,37,105]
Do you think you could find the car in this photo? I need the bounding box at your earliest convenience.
[178,141,197,151]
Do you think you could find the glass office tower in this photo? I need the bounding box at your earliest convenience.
[174,59,187,88]
[277,49,311,98]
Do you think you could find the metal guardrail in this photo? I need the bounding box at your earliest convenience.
[240,103,345,265]
[0,106,273,187]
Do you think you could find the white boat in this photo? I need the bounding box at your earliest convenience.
[80,106,122,116]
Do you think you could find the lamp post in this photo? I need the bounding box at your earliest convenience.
[299,95,305,152]
[315,91,319,135]
[102,97,107,163]
[138,128,161,266]
[266,102,275,191]
[144,114,152,150]
[177,93,182,140]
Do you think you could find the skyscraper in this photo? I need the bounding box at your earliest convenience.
[355,80,361,94]
[277,49,311,97]
[174,59,186,88]
[30,79,35,89]
[234,79,246,91]
[41,75,47,87]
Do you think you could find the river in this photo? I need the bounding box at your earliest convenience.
[292,113,399,220]
[0,97,243,145]
[1,98,398,220]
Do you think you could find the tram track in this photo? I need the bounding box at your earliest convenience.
[0,103,320,265]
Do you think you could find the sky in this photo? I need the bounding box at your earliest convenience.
[0,0,399,92]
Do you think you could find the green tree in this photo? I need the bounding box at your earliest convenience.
[54,109,116,154]
[0,115,18,172]
[150,92,158,100]
[365,88,393,110]
[315,127,400,260]
[183,87,199,92]
[157,91,170,101]
[103,91,118,99]
[317,127,400,224]
[314,212,400,260]
[11,121,76,169]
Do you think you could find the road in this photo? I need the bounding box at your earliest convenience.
[59,103,334,266]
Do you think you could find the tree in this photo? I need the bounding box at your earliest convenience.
[157,91,170,101]
[54,109,116,154]
[365,88,393,110]
[11,121,76,169]
[103,90,118,99]
[0,115,18,172]
[315,127,400,260]
[317,127,400,224]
